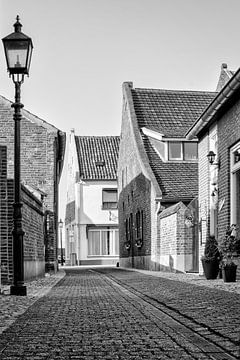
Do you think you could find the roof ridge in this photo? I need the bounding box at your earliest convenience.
[133,88,217,95]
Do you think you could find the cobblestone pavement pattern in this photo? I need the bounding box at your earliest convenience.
[0,267,239,359]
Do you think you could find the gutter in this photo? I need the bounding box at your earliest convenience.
[186,67,240,139]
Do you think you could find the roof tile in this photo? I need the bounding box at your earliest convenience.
[131,88,216,201]
[132,88,217,138]
[75,136,120,180]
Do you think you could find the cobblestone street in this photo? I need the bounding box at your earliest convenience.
[0,267,240,359]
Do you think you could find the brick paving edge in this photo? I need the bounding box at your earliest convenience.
[126,268,240,295]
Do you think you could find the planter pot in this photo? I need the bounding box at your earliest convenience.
[201,259,219,280]
[222,264,237,283]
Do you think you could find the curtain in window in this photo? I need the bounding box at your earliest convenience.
[88,231,100,255]
[88,229,119,256]
[115,230,119,254]
[102,189,118,209]
[102,231,109,255]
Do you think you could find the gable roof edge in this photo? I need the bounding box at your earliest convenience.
[0,94,59,132]
[186,67,240,139]
[122,82,162,199]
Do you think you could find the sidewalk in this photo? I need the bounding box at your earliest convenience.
[0,270,65,335]
[131,268,240,294]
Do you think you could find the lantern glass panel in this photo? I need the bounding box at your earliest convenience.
[26,45,33,72]
[5,40,29,70]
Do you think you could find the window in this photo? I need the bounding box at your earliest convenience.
[88,229,119,256]
[125,218,129,241]
[169,142,182,160]
[168,142,197,161]
[88,231,100,255]
[125,214,133,242]
[102,189,118,209]
[136,210,143,240]
[184,142,198,160]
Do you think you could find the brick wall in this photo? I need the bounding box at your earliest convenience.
[159,202,195,272]
[22,185,45,280]
[0,96,63,273]
[198,95,240,275]
[198,95,240,241]
[0,146,12,283]
[118,84,160,270]
[118,173,151,261]
[0,145,45,284]
[0,100,56,211]
[44,210,56,272]
[217,95,240,238]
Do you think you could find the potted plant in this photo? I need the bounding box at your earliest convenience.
[218,225,240,282]
[201,235,220,279]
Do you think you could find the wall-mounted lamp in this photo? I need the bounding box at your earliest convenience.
[207,150,220,167]
[234,150,240,164]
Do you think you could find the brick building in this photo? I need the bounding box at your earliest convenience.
[65,130,119,266]
[0,145,45,283]
[186,64,240,274]
[118,82,216,271]
[0,95,66,276]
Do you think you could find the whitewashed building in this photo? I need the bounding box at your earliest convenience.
[65,129,120,265]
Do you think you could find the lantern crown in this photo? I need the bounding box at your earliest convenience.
[14,15,22,33]
[2,16,33,76]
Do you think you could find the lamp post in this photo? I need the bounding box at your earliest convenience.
[58,219,64,266]
[2,16,33,296]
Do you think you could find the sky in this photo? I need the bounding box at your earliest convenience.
[1,0,240,223]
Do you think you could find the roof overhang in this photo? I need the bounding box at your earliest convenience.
[141,127,164,140]
[186,67,240,139]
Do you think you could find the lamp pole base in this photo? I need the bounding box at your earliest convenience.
[10,285,27,296]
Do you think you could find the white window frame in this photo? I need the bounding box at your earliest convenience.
[168,141,198,161]
[102,188,118,210]
[88,228,119,257]
[168,141,183,160]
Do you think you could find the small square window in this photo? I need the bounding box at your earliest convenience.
[184,142,198,160]
[169,142,182,160]
[102,189,118,210]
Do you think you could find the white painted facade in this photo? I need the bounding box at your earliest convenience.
[65,130,119,265]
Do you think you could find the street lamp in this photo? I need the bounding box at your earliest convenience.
[58,219,64,266]
[2,16,33,296]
